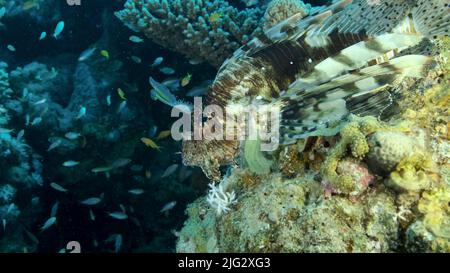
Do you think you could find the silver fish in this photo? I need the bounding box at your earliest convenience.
[17,129,25,141]
[65,132,81,140]
[76,106,86,119]
[31,117,42,126]
[62,161,79,167]
[128,188,144,195]
[50,182,68,193]
[91,166,113,173]
[0,7,6,19]
[80,197,102,206]
[161,164,178,178]
[129,35,144,43]
[108,211,128,220]
[39,31,47,41]
[111,158,131,169]
[159,67,175,75]
[151,57,163,67]
[47,139,62,151]
[115,234,122,253]
[41,216,57,231]
[160,201,177,213]
[131,56,142,63]
[78,47,96,62]
[53,21,65,39]
[51,202,59,217]
[33,98,47,105]
[117,101,127,113]
[89,209,95,221]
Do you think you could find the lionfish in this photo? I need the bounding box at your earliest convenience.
[182,0,449,181]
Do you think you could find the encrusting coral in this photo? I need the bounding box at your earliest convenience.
[116,0,264,67]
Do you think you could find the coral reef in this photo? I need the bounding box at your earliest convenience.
[176,36,450,253]
[115,0,264,67]
[261,0,311,31]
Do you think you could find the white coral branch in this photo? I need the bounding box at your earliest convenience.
[207,182,237,216]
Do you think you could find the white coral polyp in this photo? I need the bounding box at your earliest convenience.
[207,182,237,216]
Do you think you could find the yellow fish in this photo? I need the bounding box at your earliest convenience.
[156,130,171,140]
[209,12,223,23]
[181,73,192,87]
[23,0,39,11]
[100,50,110,59]
[117,88,126,100]
[145,170,152,179]
[140,137,161,151]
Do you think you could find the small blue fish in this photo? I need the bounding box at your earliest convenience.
[47,139,62,151]
[33,98,47,105]
[62,160,79,167]
[160,201,177,213]
[76,106,86,119]
[151,57,163,67]
[7,45,16,52]
[128,188,144,195]
[41,216,57,231]
[78,47,96,62]
[17,130,25,141]
[131,56,141,64]
[53,21,65,39]
[25,114,30,126]
[51,202,59,217]
[115,234,122,253]
[161,164,178,178]
[108,211,128,220]
[0,7,6,19]
[159,67,175,75]
[117,100,127,113]
[80,197,102,206]
[111,158,132,168]
[31,117,42,126]
[149,77,177,107]
[39,32,47,41]
[50,182,68,193]
[65,132,81,140]
[89,209,95,221]
[129,35,144,43]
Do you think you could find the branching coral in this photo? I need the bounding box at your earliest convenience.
[261,0,311,31]
[115,0,264,67]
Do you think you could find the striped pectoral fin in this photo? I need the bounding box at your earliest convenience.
[279,54,433,143]
[318,0,414,36]
[238,0,353,61]
[291,33,425,91]
[412,0,450,38]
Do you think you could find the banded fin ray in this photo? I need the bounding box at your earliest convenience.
[315,0,449,38]
[279,55,433,143]
[218,0,353,72]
